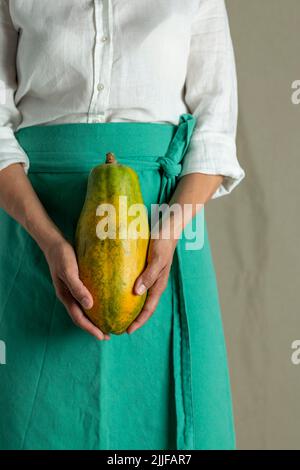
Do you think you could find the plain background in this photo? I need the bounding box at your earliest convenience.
[206,0,300,450]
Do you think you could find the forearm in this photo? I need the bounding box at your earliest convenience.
[172,172,223,207]
[0,163,64,253]
[166,172,224,240]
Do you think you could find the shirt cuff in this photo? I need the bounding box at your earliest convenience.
[0,126,29,173]
[180,132,245,199]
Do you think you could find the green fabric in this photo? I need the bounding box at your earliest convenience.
[0,114,235,450]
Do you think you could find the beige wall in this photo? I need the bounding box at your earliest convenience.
[206,0,300,450]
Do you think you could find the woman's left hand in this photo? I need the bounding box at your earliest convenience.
[126,172,223,334]
[127,236,177,334]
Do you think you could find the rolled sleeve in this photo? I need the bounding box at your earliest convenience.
[181,0,245,199]
[0,0,29,174]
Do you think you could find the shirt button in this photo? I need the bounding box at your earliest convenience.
[97,83,105,92]
[101,35,108,42]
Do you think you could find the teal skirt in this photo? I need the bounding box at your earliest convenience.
[0,114,235,450]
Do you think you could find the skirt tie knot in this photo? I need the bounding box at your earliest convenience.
[157,156,182,178]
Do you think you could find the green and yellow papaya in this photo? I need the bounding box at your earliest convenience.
[75,152,150,334]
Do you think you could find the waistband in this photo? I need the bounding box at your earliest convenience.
[15,121,178,173]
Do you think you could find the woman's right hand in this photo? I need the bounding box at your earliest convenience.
[0,163,109,340]
[44,237,110,341]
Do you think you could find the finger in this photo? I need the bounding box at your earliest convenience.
[134,255,165,296]
[57,284,109,341]
[60,268,93,310]
[70,304,110,341]
[128,269,169,334]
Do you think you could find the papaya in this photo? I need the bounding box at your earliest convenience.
[75,152,150,334]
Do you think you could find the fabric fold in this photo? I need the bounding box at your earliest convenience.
[157,113,197,449]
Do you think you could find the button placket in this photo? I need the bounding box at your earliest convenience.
[102,0,114,113]
[96,0,113,116]
[88,0,111,123]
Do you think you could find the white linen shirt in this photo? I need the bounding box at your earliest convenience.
[0,0,245,199]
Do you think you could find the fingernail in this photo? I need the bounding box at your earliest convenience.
[136,283,146,295]
[82,297,92,309]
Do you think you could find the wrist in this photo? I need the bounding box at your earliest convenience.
[151,205,185,244]
[38,230,66,259]
[24,213,65,256]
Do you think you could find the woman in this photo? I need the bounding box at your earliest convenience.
[0,0,245,450]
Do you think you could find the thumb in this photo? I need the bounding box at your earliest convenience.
[62,270,93,310]
[134,258,163,296]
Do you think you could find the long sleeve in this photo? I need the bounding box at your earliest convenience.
[181,0,245,199]
[0,0,29,173]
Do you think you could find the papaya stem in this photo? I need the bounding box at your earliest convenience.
[106,152,116,164]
